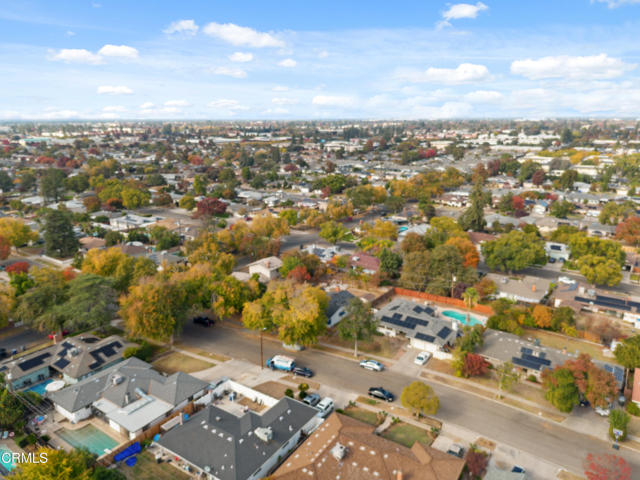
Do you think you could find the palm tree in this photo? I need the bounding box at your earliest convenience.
[462,287,479,323]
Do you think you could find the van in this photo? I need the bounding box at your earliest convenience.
[316,397,334,418]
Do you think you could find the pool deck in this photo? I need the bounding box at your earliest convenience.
[46,414,128,456]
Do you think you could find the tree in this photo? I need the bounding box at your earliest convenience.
[542,367,579,412]
[104,231,123,247]
[0,386,25,429]
[149,226,180,250]
[379,248,402,279]
[0,235,10,260]
[401,381,439,417]
[457,325,484,353]
[462,287,479,322]
[119,276,188,342]
[445,236,479,268]
[550,200,575,218]
[482,231,546,273]
[531,169,546,186]
[10,447,94,480]
[599,201,635,226]
[614,336,640,369]
[564,354,618,409]
[465,449,489,478]
[399,251,431,291]
[337,298,378,357]
[319,221,349,244]
[463,353,490,377]
[496,361,519,396]
[63,274,117,332]
[179,195,196,211]
[83,195,101,213]
[0,218,38,247]
[583,453,632,480]
[558,169,578,190]
[15,267,68,333]
[458,182,486,232]
[40,168,67,202]
[532,305,553,328]
[609,409,630,441]
[194,197,227,218]
[0,170,13,192]
[616,216,640,246]
[577,255,622,286]
[561,127,574,145]
[43,209,78,258]
[82,247,157,292]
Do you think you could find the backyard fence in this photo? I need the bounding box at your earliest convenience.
[392,287,494,316]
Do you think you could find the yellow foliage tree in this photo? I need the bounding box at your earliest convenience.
[532,305,553,329]
[0,218,38,247]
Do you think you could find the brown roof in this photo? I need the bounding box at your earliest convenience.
[272,413,465,480]
[467,232,496,245]
[79,236,106,250]
[350,252,380,272]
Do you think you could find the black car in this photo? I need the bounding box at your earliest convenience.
[368,387,394,402]
[293,366,314,378]
[193,316,214,327]
[0,348,7,360]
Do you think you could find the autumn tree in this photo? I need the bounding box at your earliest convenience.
[465,449,489,479]
[583,453,631,480]
[445,236,479,268]
[542,367,580,412]
[10,447,95,480]
[194,197,227,218]
[614,336,640,369]
[482,231,546,273]
[400,381,439,417]
[616,216,640,246]
[337,297,378,357]
[0,218,38,247]
[0,235,10,260]
[82,248,157,292]
[319,221,350,244]
[532,305,553,329]
[564,354,618,409]
[577,255,622,286]
[463,353,490,377]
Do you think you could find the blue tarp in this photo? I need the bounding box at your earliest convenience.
[125,456,137,467]
[114,442,141,462]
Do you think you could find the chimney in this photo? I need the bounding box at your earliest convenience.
[396,471,403,480]
[531,284,536,292]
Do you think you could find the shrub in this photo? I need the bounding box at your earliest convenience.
[298,391,307,400]
[626,401,640,416]
[26,433,37,445]
[40,434,50,443]
[123,342,154,362]
[609,409,630,441]
[527,374,538,383]
[298,383,309,393]
[284,389,294,398]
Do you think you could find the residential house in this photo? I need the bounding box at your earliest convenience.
[247,256,283,282]
[350,252,380,275]
[272,412,465,480]
[486,274,551,304]
[375,298,458,358]
[633,368,640,408]
[327,290,356,327]
[156,395,319,480]
[48,357,208,439]
[545,242,570,262]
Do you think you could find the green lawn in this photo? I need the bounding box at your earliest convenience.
[342,406,382,426]
[152,352,214,374]
[523,328,610,363]
[118,451,191,480]
[381,422,434,448]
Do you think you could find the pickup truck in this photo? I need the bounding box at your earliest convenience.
[266,355,296,372]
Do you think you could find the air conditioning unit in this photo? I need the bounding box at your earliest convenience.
[112,374,124,385]
[331,443,347,461]
[69,348,80,357]
[254,426,273,443]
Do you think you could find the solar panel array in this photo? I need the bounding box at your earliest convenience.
[53,358,70,370]
[575,295,640,313]
[87,341,123,370]
[380,314,429,331]
[415,332,436,343]
[437,326,452,339]
[18,352,52,372]
[511,346,551,371]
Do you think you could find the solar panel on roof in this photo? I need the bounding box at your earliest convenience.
[392,313,402,320]
[521,347,532,355]
[512,357,543,370]
[437,326,452,339]
[538,352,546,359]
[53,358,70,370]
[415,333,436,343]
[413,306,423,314]
[18,353,52,372]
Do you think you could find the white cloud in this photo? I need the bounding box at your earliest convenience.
[263,107,289,115]
[312,95,356,107]
[49,48,103,64]
[439,2,488,28]
[139,102,155,109]
[211,66,247,78]
[164,99,190,107]
[65,30,75,37]
[97,85,133,95]
[412,101,474,118]
[103,105,126,112]
[40,109,79,119]
[203,22,284,48]
[464,90,503,103]
[97,44,139,59]
[278,58,296,68]
[318,50,329,58]
[511,54,635,80]
[272,97,298,105]
[208,99,249,113]
[272,85,289,92]
[229,52,253,63]
[163,19,199,35]
[593,0,640,7]
[402,63,490,84]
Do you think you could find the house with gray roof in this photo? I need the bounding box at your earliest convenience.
[48,357,208,439]
[327,290,356,327]
[375,298,458,358]
[156,396,319,480]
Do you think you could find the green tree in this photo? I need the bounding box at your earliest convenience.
[319,221,349,244]
[558,170,577,190]
[104,231,124,247]
[10,447,94,480]
[462,287,479,323]
[337,297,378,357]
[399,250,431,291]
[379,248,402,279]
[43,209,78,258]
[40,168,67,202]
[496,361,520,396]
[482,231,546,273]
[614,336,640,369]
[15,268,68,333]
[609,409,630,441]
[542,367,579,412]
[0,386,25,429]
[458,182,487,232]
[457,324,484,353]
[0,171,13,192]
[400,381,439,417]
[550,200,575,218]
[62,274,117,332]
[577,255,622,286]
[179,195,196,211]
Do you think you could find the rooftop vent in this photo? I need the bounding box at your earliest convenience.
[112,374,124,385]
[331,443,347,461]
[69,348,80,357]
[254,426,273,443]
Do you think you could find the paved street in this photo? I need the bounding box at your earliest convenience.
[0,328,47,352]
[179,322,640,475]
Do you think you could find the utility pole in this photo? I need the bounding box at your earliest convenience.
[260,329,264,370]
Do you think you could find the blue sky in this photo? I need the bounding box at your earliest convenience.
[2,0,640,120]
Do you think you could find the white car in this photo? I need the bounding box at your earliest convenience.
[414,351,432,365]
[595,406,610,417]
[558,276,576,285]
[316,397,334,418]
[359,359,384,371]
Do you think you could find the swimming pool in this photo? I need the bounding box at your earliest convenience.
[57,424,119,457]
[25,379,54,396]
[442,310,484,327]
[0,448,15,471]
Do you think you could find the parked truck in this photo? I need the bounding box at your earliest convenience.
[266,355,296,372]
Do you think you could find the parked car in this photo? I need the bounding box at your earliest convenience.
[193,316,214,327]
[360,359,384,371]
[579,399,590,407]
[447,444,465,458]
[595,406,610,417]
[511,466,526,474]
[414,351,432,365]
[0,348,7,360]
[368,387,394,402]
[302,393,321,407]
[316,397,334,418]
[266,355,296,372]
[48,330,69,340]
[292,366,314,378]
[548,257,556,263]
[558,276,575,285]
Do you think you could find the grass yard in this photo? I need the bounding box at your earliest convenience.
[118,451,191,480]
[320,331,404,359]
[254,381,291,399]
[173,343,230,362]
[152,352,214,374]
[523,328,609,362]
[381,422,434,448]
[342,406,383,426]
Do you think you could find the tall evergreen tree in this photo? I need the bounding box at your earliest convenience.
[458,181,487,232]
[43,209,78,258]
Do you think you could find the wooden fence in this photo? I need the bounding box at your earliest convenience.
[392,287,494,316]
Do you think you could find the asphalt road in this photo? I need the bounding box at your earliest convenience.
[0,329,47,352]
[179,322,640,475]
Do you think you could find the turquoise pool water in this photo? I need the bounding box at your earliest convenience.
[442,310,483,327]
[57,425,119,456]
[25,379,54,396]
[0,448,14,471]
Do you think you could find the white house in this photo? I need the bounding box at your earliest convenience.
[247,256,283,282]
